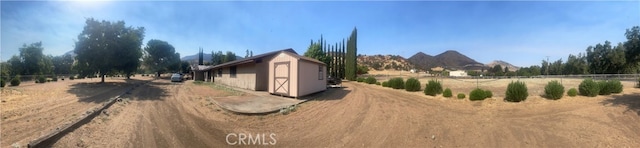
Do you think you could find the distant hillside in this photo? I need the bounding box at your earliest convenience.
[486,60,520,71]
[357,54,414,71]
[408,50,483,71]
[181,53,242,64]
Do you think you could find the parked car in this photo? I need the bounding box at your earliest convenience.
[171,73,183,82]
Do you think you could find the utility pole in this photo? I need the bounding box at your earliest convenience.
[545,56,549,78]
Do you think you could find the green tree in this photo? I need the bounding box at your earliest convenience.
[564,53,588,75]
[624,26,640,72]
[223,51,237,63]
[211,51,224,65]
[357,65,369,75]
[19,42,49,75]
[52,54,75,75]
[304,42,330,64]
[143,39,180,77]
[74,18,145,82]
[491,65,503,76]
[7,55,22,76]
[345,27,358,81]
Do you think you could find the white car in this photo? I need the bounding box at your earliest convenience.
[171,73,183,82]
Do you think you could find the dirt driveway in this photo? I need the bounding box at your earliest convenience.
[48,79,640,147]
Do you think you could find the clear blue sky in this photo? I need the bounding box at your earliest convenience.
[2,1,638,67]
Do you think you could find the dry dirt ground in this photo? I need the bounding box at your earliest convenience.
[0,76,153,147]
[35,77,640,147]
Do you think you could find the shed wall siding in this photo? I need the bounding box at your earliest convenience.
[214,63,257,90]
[297,60,327,96]
[255,60,269,91]
[268,52,299,97]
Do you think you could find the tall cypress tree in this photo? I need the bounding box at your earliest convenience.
[345,27,358,81]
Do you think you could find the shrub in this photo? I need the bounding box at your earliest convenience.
[484,90,493,98]
[567,88,578,97]
[37,75,46,83]
[544,80,564,100]
[608,79,623,94]
[381,81,389,87]
[579,79,599,97]
[598,80,612,95]
[469,88,487,101]
[365,76,377,84]
[505,81,528,102]
[356,77,365,82]
[388,77,404,89]
[10,76,21,86]
[404,78,421,92]
[457,93,465,99]
[52,76,58,82]
[376,82,381,85]
[423,79,443,96]
[0,78,5,87]
[69,75,75,80]
[443,88,452,98]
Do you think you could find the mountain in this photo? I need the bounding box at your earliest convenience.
[486,60,520,71]
[408,50,483,71]
[181,53,212,63]
[358,54,414,71]
[180,53,243,64]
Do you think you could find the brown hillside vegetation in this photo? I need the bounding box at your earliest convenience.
[408,50,483,71]
[486,60,520,71]
[358,54,414,71]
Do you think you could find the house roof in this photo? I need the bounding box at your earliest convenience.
[192,48,325,71]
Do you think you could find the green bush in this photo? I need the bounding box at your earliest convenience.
[376,82,381,85]
[567,88,578,97]
[52,76,58,82]
[423,79,443,96]
[544,80,564,100]
[356,77,365,82]
[579,79,599,97]
[69,75,75,80]
[484,90,493,98]
[381,81,389,87]
[10,76,21,86]
[598,80,612,95]
[365,76,377,84]
[0,78,5,87]
[443,88,452,98]
[388,77,405,89]
[37,75,46,83]
[404,78,421,92]
[608,79,623,94]
[457,93,465,99]
[505,81,528,102]
[469,88,488,101]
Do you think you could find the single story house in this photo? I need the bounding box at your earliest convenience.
[192,48,327,98]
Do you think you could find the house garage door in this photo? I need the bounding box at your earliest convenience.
[273,62,290,96]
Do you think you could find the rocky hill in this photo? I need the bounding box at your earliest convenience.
[408,50,483,71]
[357,54,414,71]
[486,60,520,71]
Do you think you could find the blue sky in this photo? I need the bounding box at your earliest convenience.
[1,1,638,67]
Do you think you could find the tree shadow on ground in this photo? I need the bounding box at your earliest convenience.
[125,81,170,101]
[68,79,166,103]
[302,87,351,101]
[600,92,640,116]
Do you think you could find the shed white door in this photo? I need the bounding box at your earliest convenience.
[273,62,290,96]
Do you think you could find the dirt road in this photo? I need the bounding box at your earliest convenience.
[0,77,150,147]
[50,79,640,147]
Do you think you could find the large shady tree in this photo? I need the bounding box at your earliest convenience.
[143,39,180,77]
[74,18,145,82]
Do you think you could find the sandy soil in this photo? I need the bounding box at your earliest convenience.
[0,76,152,147]
[49,78,640,147]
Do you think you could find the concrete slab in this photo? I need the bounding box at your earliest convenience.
[207,84,310,114]
[211,95,304,114]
